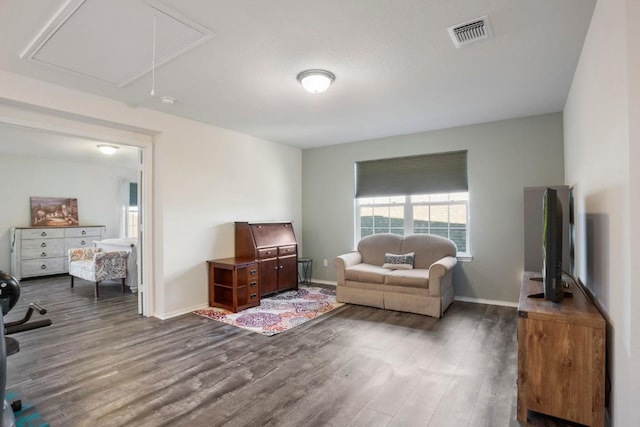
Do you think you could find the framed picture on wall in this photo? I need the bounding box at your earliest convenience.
[30,197,79,227]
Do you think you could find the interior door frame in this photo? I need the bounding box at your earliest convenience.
[0,113,155,317]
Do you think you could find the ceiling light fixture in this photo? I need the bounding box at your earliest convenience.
[97,144,119,155]
[297,69,335,93]
[161,96,176,104]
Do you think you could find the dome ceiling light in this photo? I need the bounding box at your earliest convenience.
[296,69,335,94]
[97,144,119,155]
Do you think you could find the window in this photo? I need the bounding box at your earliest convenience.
[126,182,138,239]
[355,150,469,257]
[357,192,469,256]
[126,206,139,238]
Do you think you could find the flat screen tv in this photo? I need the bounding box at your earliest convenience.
[541,188,566,302]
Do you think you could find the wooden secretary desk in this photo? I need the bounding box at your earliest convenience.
[234,221,298,296]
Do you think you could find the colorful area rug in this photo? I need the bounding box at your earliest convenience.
[193,286,343,336]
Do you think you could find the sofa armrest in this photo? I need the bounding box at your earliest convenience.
[428,256,457,297]
[94,250,129,262]
[94,251,129,282]
[334,252,362,285]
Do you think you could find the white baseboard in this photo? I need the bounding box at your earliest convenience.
[312,281,517,307]
[308,279,337,287]
[157,303,209,320]
[158,286,516,319]
[454,295,518,308]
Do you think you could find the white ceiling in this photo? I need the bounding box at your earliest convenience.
[0,0,596,153]
[0,124,140,169]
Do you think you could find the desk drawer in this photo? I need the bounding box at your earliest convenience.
[278,245,296,256]
[247,278,259,296]
[258,247,277,259]
[238,288,260,307]
[247,265,259,278]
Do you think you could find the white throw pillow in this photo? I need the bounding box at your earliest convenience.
[382,252,415,270]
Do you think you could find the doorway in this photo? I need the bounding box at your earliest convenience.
[0,112,154,316]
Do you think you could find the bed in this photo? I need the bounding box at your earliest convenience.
[93,238,138,292]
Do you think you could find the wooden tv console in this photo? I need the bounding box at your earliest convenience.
[517,272,605,426]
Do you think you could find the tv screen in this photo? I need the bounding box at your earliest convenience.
[542,188,565,302]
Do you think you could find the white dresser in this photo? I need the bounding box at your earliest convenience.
[10,226,105,280]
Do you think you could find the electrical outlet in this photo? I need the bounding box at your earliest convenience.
[323,259,328,267]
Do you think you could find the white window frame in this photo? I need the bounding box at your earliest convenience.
[126,206,139,239]
[356,192,471,257]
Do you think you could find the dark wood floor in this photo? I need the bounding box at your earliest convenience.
[5,276,575,426]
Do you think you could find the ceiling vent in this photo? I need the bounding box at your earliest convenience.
[447,16,491,48]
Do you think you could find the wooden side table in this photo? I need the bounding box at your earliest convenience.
[207,258,260,312]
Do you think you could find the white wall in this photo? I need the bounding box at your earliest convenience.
[0,70,302,319]
[154,126,301,316]
[302,113,565,304]
[563,0,640,424]
[0,154,136,272]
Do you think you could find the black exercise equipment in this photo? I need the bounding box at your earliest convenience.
[0,271,51,427]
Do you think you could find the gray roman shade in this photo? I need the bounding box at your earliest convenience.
[355,150,468,198]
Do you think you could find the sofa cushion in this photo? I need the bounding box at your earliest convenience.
[400,234,457,269]
[384,268,429,288]
[382,252,415,270]
[345,263,389,284]
[358,234,403,266]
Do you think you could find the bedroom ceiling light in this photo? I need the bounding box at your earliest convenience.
[97,144,119,155]
[297,69,335,93]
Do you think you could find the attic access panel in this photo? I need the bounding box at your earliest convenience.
[20,0,214,87]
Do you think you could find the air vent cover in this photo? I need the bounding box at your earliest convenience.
[448,16,491,48]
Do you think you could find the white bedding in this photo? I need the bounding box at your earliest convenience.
[94,238,138,292]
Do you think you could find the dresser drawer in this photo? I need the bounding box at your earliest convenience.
[258,247,277,259]
[278,245,296,256]
[21,239,64,259]
[65,237,93,251]
[21,228,64,239]
[65,227,102,238]
[21,257,65,277]
[11,225,105,281]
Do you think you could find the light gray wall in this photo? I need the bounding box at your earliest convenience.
[563,0,640,423]
[0,154,137,273]
[302,113,564,304]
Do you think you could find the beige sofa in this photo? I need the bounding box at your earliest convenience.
[334,233,457,318]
